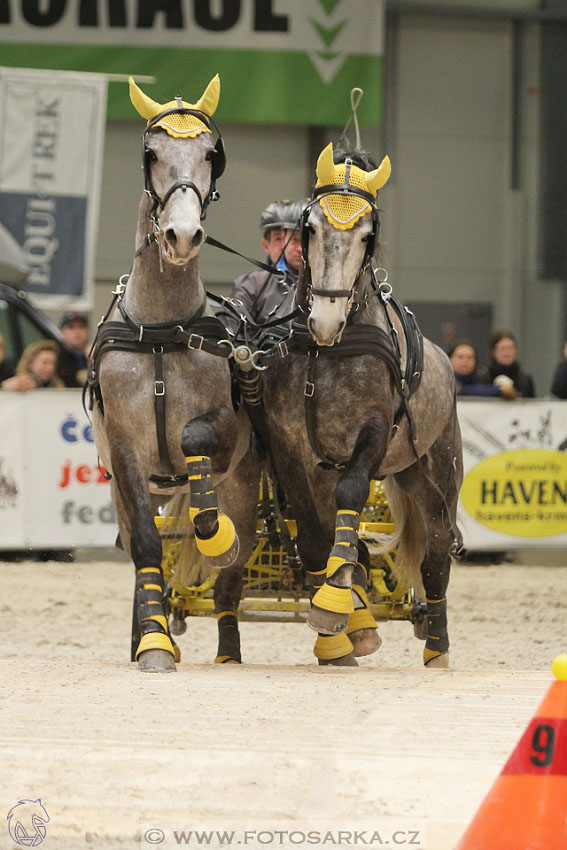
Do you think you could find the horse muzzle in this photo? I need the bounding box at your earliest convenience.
[161,224,204,265]
[307,314,346,346]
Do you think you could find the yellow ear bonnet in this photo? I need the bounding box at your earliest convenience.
[315,142,391,230]
[128,75,220,139]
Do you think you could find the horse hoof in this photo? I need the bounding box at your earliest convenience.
[318,652,358,667]
[137,649,177,672]
[349,627,381,657]
[214,656,241,664]
[307,605,349,635]
[424,651,449,669]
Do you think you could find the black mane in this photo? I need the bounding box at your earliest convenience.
[332,143,377,172]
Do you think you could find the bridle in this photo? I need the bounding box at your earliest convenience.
[300,157,379,309]
[141,101,226,226]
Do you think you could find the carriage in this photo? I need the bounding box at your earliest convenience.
[154,479,427,638]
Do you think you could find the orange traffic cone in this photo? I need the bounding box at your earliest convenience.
[456,654,567,850]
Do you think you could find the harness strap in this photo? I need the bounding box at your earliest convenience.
[152,346,173,476]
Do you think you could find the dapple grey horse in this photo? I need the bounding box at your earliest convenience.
[92,76,258,672]
[261,142,463,667]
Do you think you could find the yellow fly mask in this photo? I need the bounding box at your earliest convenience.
[314,142,391,230]
[129,74,220,138]
[129,75,226,219]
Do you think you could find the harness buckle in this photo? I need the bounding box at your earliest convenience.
[278,340,288,359]
[154,380,165,397]
[188,334,204,351]
[304,381,315,398]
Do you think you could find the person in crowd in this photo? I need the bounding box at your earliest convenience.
[218,198,307,335]
[1,340,64,390]
[477,330,536,398]
[0,332,16,384]
[448,340,517,399]
[57,311,90,387]
[550,341,567,399]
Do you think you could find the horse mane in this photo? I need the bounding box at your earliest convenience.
[332,142,378,172]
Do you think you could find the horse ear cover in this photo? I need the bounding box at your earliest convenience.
[128,75,220,139]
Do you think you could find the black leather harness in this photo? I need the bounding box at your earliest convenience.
[87,296,233,488]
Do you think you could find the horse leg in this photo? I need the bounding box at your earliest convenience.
[347,540,382,657]
[307,418,388,645]
[212,446,260,664]
[181,408,239,568]
[394,412,462,668]
[110,444,177,673]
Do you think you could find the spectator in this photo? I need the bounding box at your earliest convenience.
[57,311,90,387]
[478,330,536,398]
[218,198,308,335]
[551,341,567,400]
[2,340,64,390]
[0,332,16,384]
[448,340,517,399]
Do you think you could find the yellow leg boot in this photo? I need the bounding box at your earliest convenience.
[314,633,358,667]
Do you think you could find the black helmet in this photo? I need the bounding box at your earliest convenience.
[260,198,308,233]
[260,199,292,233]
[279,199,309,231]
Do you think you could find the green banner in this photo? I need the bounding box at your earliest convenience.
[0,1,383,125]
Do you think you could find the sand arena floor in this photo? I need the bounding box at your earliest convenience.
[0,551,565,850]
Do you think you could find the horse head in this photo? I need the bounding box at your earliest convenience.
[129,75,224,266]
[303,142,390,346]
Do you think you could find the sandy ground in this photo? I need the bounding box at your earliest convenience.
[1,553,566,850]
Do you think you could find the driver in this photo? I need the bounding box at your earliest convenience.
[218,198,307,336]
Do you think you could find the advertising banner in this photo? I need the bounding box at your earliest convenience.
[0,391,116,548]
[458,400,567,550]
[0,66,107,308]
[1,394,566,551]
[0,1,383,126]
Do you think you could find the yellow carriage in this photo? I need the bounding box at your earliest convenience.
[155,480,427,638]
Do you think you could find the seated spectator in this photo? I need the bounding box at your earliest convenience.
[2,340,64,390]
[57,311,90,387]
[478,330,535,397]
[0,332,16,384]
[448,340,517,399]
[551,341,567,399]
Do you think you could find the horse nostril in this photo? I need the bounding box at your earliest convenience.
[165,228,177,247]
[192,229,204,249]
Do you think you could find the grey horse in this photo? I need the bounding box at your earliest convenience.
[261,141,463,667]
[92,76,258,672]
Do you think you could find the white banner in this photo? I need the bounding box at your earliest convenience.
[458,399,567,550]
[0,66,107,309]
[0,393,566,551]
[0,390,116,548]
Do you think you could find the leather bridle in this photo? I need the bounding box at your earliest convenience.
[300,158,379,310]
[141,102,226,225]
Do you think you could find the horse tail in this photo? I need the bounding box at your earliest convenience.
[379,475,426,597]
[160,491,211,588]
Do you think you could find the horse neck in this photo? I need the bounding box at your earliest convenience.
[123,195,206,324]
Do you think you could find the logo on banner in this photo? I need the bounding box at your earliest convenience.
[461,449,567,537]
[0,457,19,509]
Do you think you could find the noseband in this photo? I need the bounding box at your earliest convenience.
[141,102,226,225]
[300,159,379,307]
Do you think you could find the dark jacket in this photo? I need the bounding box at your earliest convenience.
[454,371,502,397]
[57,344,88,388]
[478,360,536,398]
[217,268,296,336]
[551,361,567,399]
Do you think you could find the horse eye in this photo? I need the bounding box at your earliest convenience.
[146,149,157,163]
[205,151,213,161]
